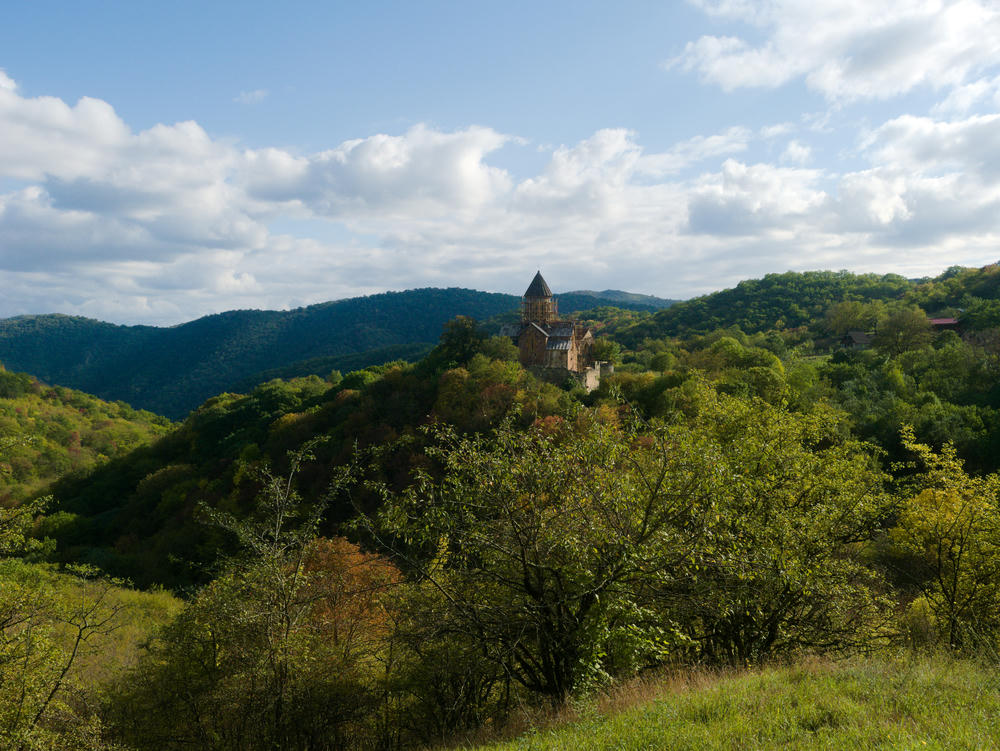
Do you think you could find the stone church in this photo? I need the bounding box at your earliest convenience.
[500,271,609,390]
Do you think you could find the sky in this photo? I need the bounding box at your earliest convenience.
[2,1,1000,325]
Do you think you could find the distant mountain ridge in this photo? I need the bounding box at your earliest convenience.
[563,289,677,308]
[0,287,670,418]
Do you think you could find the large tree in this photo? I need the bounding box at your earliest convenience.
[874,307,934,355]
[110,450,400,751]
[369,387,893,700]
[892,427,1000,649]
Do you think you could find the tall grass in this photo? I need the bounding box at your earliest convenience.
[471,655,1000,751]
[26,564,182,688]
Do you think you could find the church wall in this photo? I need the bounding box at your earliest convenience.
[581,364,601,391]
[545,348,569,369]
[518,327,548,367]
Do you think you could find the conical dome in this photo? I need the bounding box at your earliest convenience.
[521,271,557,324]
[524,271,552,298]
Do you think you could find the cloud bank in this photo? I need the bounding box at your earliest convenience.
[671,0,1000,101]
[2,0,1000,327]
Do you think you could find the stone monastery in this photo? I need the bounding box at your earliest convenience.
[500,271,611,390]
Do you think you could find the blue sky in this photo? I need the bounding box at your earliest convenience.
[2,1,1000,324]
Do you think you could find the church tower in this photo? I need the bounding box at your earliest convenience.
[499,270,603,390]
[521,270,558,324]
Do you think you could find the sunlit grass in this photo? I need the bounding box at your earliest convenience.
[22,563,183,688]
[473,655,1000,751]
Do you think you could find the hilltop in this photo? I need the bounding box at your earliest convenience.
[617,264,1000,343]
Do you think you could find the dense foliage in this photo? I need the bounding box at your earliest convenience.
[368,391,890,702]
[44,331,577,588]
[0,491,180,749]
[619,270,916,342]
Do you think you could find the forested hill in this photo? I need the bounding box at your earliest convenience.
[14,263,1000,749]
[617,264,1000,343]
[0,366,171,504]
[0,287,667,419]
[562,288,676,308]
[619,270,918,343]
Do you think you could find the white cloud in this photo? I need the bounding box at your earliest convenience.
[686,159,826,235]
[0,77,255,266]
[234,89,269,104]
[931,75,1000,114]
[833,113,1000,243]
[638,126,751,176]
[831,171,912,229]
[242,124,513,217]
[513,129,642,217]
[780,140,811,165]
[0,86,130,181]
[2,70,1000,325]
[671,0,1000,101]
[760,122,794,139]
[863,113,1000,178]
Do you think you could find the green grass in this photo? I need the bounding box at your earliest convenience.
[474,656,1000,751]
[5,561,183,687]
[67,578,183,686]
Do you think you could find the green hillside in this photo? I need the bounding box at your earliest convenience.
[0,287,668,418]
[0,366,172,505]
[0,555,180,750]
[617,263,1000,342]
[231,341,435,392]
[44,346,576,588]
[37,263,1000,589]
[619,270,918,342]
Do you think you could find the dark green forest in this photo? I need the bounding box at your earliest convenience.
[0,288,669,419]
[6,264,1000,749]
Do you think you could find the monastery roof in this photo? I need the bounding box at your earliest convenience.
[547,324,576,338]
[844,330,872,344]
[524,271,552,298]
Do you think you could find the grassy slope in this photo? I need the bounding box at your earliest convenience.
[476,656,1000,751]
[53,571,182,687]
[1,559,182,687]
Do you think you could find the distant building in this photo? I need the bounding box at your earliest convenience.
[841,330,873,349]
[929,317,961,331]
[500,271,610,390]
